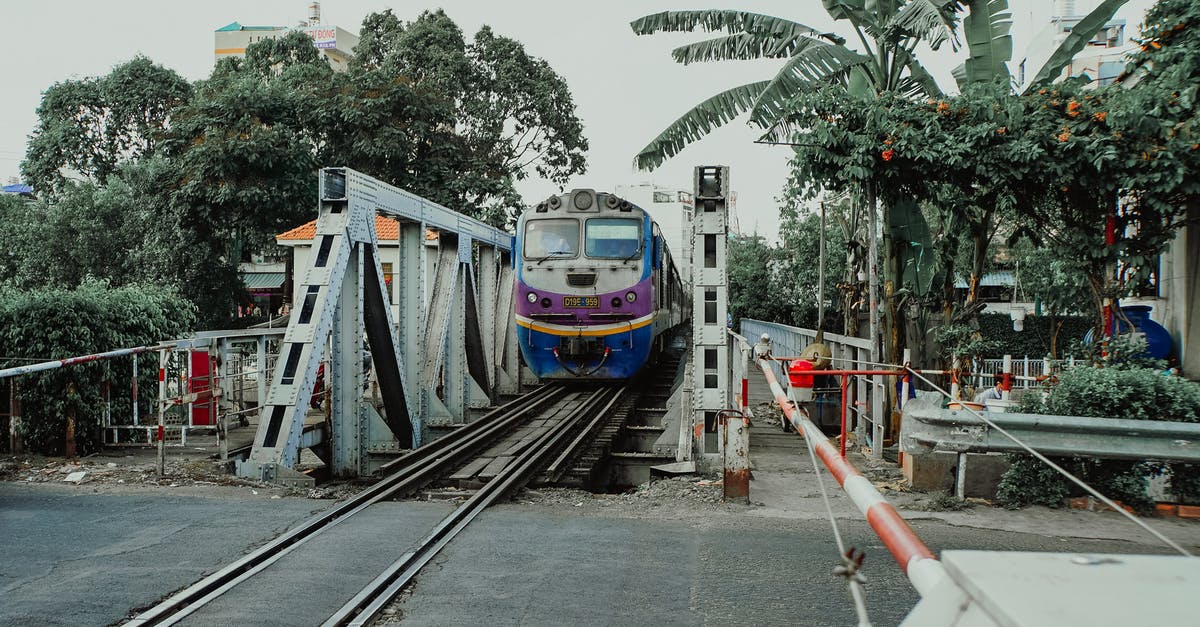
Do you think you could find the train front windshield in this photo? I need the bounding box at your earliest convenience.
[585,218,641,258]
[524,219,580,259]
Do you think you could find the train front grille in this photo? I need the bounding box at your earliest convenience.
[566,272,596,287]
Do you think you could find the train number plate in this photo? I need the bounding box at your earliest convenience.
[562,296,599,308]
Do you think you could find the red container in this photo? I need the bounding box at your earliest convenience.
[788,359,814,388]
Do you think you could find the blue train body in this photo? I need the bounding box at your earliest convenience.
[514,189,686,381]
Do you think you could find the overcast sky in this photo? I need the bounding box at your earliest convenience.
[1,1,1156,239]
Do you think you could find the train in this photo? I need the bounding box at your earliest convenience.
[514,189,687,380]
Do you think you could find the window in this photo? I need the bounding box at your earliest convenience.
[381,262,394,290]
[585,218,641,258]
[523,219,579,260]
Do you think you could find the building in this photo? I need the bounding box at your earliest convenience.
[613,182,695,286]
[215,2,358,71]
[1013,0,1133,92]
[276,216,436,320]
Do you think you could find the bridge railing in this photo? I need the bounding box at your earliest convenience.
[739,319,887,453]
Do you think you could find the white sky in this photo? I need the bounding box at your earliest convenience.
[0,1,1156,240]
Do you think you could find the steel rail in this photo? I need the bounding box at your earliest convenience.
[325,386,627,627]
[127,384,567,626]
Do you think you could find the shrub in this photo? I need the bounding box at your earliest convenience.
[998,365,1200,509]
[0,280,196,454]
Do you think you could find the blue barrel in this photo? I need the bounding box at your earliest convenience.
[1083,305,1172,359]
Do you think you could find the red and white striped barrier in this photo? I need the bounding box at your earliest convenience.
[757,358,947,596]
[0,346,158,380]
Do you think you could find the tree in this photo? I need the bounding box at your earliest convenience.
[726,234,783,327]
[347,10,588,226]
[22,57,192,195]
[630,3,960,171]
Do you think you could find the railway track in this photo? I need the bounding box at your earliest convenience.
[126,383,624,626]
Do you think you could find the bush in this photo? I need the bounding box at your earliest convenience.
[0,280,196,455]
[998,366,1200,509]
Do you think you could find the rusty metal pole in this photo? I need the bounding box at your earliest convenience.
[721,410,750,502]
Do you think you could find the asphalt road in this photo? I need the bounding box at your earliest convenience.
[1,483,1174,627]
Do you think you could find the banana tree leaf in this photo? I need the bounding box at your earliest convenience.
[823,0,867,22]
[749,42,873,126]
[886,0,960,51]
[634,81,770,171]
[899,49,946,97]
[632,10,842,44]
[1025,0,1130,91]
[956,0,1013,90]
[671,32,828,65]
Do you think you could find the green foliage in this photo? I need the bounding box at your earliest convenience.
[0,281,196,455]
[995,455,1071,508]
[22,56,192,195]
[999,365,1200,509]
[9,12,587,325]
[935,323,999,360]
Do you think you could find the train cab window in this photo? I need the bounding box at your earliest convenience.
[585,218,641,258]
[523,219,579,260]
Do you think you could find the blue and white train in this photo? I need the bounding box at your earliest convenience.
[514,189,686,380]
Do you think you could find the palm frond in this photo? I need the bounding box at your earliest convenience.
[887,0,960,51]
[634,81,770,171]
[671,32,831,65]
[1025,0,1130,91]
[748,43,873,126]
[898,50,945,97]
[632,10,844,44]
[955,0,1013,90]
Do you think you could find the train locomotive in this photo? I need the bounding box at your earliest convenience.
[514,189,686,380]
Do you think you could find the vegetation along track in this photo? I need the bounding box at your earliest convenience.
[125,383,625,626]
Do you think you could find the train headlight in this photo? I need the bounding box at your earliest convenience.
[625,291,637,303]
[540,298,552,308]
[526,292,538,303]
[611,297,622,308]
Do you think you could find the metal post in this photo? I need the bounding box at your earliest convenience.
[955,452,968,499]
[132,353,139,427]
[256,337,267,417]
[157,350,166,477]
[950,355,962,401]
[867,184,881,459]
[1001,354,1013,401]
[818,200,826,329]
[840,374,850,458]
[65,383,77,459]
[721,410,750,502]
[9,379,21,453]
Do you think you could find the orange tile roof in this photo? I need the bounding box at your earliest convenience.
[276,216,401,242]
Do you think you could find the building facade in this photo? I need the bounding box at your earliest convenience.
[215,3,358,71]
[614,182,695,286]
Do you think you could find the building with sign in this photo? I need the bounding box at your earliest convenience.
[214,2,358,71]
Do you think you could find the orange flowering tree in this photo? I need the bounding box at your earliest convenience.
[775,67,1200,351]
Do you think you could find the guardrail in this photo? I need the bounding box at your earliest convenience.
[902,395,1200,464]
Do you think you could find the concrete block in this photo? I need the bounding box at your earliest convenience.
[901,451,1010,498]
[902,451,956,492]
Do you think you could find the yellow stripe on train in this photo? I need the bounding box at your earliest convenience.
[515,314,656,337]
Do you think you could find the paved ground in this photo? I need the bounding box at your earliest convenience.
[2,368,1198,625]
